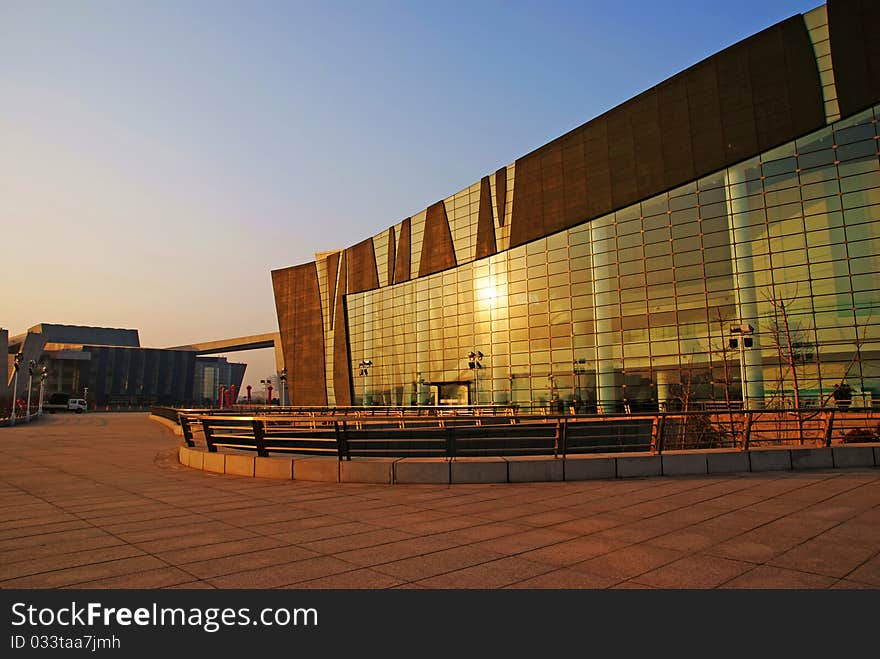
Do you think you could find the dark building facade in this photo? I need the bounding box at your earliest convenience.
[6,324,244,407]
[80,346,196,407]
[193,357,247,406]
[273,1,880,411]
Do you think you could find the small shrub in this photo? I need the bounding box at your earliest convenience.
[841,427,879,444]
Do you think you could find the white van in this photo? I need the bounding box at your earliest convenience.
[67,399,87,413]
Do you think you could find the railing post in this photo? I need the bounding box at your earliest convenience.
[332,420,351,461]
[446,426,456,459]
[822,408,836,447]
[201,419,217,453]
[562,418,569,459]
[179,414,195,447]
[650,414,666,454]
[251,419,269,457]
[742,412,754,451]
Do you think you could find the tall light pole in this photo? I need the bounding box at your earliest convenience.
[38,366,48,416]
[467,351,484,405]
[279,368,288,407]
[10,352,23,426]
[573,358,587,412]
[26,359,36,422]
[729,323,754,410]
[358,360,372,406]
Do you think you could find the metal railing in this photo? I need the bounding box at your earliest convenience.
[169,407,880,461]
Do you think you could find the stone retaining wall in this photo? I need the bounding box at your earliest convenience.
[177,443,880,484]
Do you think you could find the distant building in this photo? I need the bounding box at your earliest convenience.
[193,357,247,406]
[5,324,245,407]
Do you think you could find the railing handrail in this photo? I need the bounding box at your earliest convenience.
[160,405,880,460]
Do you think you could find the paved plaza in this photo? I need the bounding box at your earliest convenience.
[0,413,878,589]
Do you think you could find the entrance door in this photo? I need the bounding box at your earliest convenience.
[439,383,469,405]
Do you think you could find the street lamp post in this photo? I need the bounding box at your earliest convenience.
[729,323,754,410]
[573,358,587,412]
[279,368,288,407]
[10,352,23,426]
[467,351,484,405]
[38,366,48,416]
[259,378,274,404]
[358,360,372,406]
[26,360,36,422]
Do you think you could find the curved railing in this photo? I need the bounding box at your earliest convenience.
[155,406,880,460]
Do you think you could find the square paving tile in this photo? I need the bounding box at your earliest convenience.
[0,555,170,589]
[545,515,628,536]
[767,537,878,578]
[67,567,197,589]
[289,568,404,589]
[413,556,554,589]
[0,545,145,581]
[301,529,415,555]
[721,565,836,589]
[704,528,803,564]
[635,554,753,588]
[371,545,507,581]
[572,544,684,581]
[845,554,880,587]
[505,567,620,589]
[181,545,321,579]
[518,536,626,567]
[334,536,461,567]
[154,536,286,564]
[206,556,355,588]
[471,528,575,555]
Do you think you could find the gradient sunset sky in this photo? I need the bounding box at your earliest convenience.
[2,0,823,389]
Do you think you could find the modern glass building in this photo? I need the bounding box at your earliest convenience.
[273,1,880,411]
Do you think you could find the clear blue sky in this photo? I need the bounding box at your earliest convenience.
[1,0,823,389]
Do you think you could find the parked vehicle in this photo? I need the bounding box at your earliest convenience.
[44,394,87,414]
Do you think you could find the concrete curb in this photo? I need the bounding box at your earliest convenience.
[394,459,450,484]
[790,447,833,470]
[451,458,508,484]
[565,455,616,480]
[293,457,340,483]
[255,456,294,480]
[341,459,397,484]
[749,449,792,472]
[617,455,662,478]
[706,450,751,474]
[662,452,709,476]
[176,444,877,484]
[225,454,255,477]
[507,456,564,482]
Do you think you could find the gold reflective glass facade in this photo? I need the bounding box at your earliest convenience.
[346,106,880,410]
